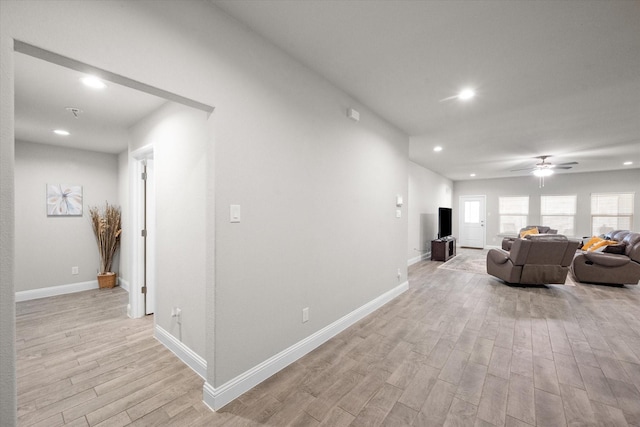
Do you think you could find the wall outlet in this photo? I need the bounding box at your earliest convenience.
[171,307,182,323]
[71,266,79,275]
[302,307,309,323]
[397,268,401,279]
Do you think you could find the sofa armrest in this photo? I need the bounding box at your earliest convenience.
[488,249,510,265]
[583,252,630,268]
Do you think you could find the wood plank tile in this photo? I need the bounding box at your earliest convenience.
[488,344,512,380]
[577,363,618,406]
[442,397,477,427]
[336,369,387,416]
[477,374,508,426]
[416,379,457,426]
[425,337,456,369]
[510,346,533,379]
[533,355,560,395]
[468,338,494,367]
[559,383,596,427]
[317,406,355,427]
[455,362,487,406]
[16,258,640,427]
[506,373,535,426]
[553,352,585,389]
[350,383,403,427]
[590,401,631,427]
[439,349,470,385]
[397,363,439,410]
[607,378,640,426]
[534,388,566,427]
[382,402,418,426]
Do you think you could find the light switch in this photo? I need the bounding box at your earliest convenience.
[230,205,241,223]
[396,209,402,218]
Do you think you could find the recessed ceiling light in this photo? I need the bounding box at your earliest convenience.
[81,76,106,89]
[470,173,476,177]
[433,146,443,152]
[458,88,475,101]
[623,161,633,166]
[53,129,70,136]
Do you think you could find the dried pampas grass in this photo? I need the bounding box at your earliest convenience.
[89,202,122,274]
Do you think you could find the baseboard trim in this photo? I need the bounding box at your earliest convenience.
[155,325,207,380]
[203,281,409,411]
[408,252,430,266]
[15,280,99,302]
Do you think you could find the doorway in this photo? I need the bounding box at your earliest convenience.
[131,149,156,317]
[459,195,486,248]
[13,41,213,319]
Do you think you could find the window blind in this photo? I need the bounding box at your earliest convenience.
[541,195,577,236]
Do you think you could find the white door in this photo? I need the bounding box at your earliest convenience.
[144,159,156,315]
[459,195,486,248]
[129,147,156,318]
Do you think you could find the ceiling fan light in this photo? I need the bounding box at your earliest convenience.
[533,168,553,177]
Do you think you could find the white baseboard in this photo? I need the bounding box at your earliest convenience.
[155,325,207,380]
[408,252,430,266]
[203,281,409,411]
[16,280,99,302]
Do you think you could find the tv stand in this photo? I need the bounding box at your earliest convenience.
[431,237,456,262]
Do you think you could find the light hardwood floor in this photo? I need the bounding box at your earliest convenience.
[17,256,640,426]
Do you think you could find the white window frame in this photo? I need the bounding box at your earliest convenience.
[499,196,529,235]
[591,192,634,236]
[541,194,577,236]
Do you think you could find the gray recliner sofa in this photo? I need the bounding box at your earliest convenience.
[501,225,558,251]
[571,230,640,285]
[488,234,580,285]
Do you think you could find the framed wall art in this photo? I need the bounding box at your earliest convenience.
[46,184,83,216]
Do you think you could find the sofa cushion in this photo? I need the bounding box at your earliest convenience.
[604,242,626,255]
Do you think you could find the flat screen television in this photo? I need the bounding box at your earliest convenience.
[438,207,453,239]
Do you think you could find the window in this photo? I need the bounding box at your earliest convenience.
[591,192,634,235]
[541,195,577,236]
[499,196,529,234]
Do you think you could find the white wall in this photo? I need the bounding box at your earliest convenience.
[129,102,209,359]
[0,1,409,416]
[408,161,452,264]
[14,141,119,292]
[453,169,640,247]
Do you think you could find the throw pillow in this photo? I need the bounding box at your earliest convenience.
[582,236,603,251]
[520,227,539,238]
[587,240,618,252]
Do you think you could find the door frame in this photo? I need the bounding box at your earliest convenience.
[458,195,487,249]
[130,144,155,318]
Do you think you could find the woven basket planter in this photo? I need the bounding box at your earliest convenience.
[97,272,117,289]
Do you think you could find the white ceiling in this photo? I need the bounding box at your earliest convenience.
[13,2,640,180]
[14,52,167,154]
[212,0,640,181]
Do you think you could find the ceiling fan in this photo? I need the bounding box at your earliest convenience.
[511,155,578,187]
